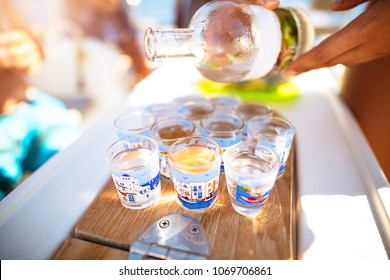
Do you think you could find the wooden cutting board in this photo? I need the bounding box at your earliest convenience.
[65,142,296,260]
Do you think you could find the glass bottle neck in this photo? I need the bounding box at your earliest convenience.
[144,27,194,62]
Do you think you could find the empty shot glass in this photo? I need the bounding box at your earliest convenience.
[168,136,222,212]
[105,135,161,210]
[247,116,295,178]
[114,108,156,138]
[200,113,244,171]
[223,142,280,217]
[150,118,196,179]
[233,102,273,140]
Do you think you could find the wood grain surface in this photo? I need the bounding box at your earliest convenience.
[67,144,296,260]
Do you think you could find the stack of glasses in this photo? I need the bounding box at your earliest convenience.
[105,94,295,217]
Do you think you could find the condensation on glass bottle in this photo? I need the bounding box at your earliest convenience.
[144,0,314,83]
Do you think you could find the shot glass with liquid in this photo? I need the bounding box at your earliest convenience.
[114,108,156,138]
[105,135,161,210]
[168,136,222,212]
[247,116,295,178]
[207,93,241,113]
[233,102,273,140]
[144,103,177,120]
[201,113,244,171]
[150,118,196,179]
[176,97,215,131]
[223,142,280,217]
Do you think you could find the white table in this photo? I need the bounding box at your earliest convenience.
[0,60,389,260]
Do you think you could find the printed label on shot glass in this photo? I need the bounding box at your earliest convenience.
[112,173,161,208]
[221,147,226,171]
[277,146,292,173]
[211,137,242,171]
[172,174,219,210]
[235,185,272,206]
[257,138,291,172]
[257,137,286,153]
[242,124,249,140]
[159,152,171,179]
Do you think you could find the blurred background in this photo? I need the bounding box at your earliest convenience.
[0,0,366,199]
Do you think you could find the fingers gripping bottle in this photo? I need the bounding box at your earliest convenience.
[144,1,314,83]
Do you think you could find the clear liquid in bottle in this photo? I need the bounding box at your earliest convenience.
[144,1,314,83]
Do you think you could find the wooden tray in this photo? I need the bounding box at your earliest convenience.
[60,142,296,260]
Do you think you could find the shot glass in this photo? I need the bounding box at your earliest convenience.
[105,135,161,210]
[200,113,244,171]
[176,98,215,131]
[247,116,295,178]
[150,118,196,179]
[144,103,177,120]
[172,95,205,106]
[207,93,241,113]
[233,102,273,140]
[223,142,280,217]
[168,136,222,212]
[114,108,156,138]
